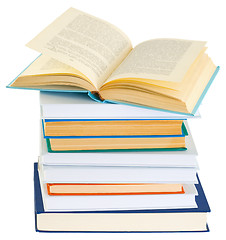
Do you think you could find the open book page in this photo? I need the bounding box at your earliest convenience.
[104,39,206,88]
[20,54,90,81]
[27,8,132,90]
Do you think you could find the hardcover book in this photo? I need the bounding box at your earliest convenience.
[46,182,185,196]
[34,163,210,232]
[43,119,188,151]
[43,119,186,137]
[8,7,219,114]
[46,135,187,151]
[39,163,198,184]
[40,92,201,119]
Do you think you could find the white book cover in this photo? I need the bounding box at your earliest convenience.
[40,92,201,119]
[38,169,197,211]
[39,162,198,184]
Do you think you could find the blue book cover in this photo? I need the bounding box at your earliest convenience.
[34,163,210,232]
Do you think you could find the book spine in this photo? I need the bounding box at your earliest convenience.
[88,91,105,103]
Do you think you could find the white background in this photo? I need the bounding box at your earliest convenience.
[0,0,225,239]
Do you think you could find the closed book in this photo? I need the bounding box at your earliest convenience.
[40,91,201,119]
[34,163,210,232]
[46,135,187,151]
[46,182,185,196]
[40,121,198,167]
[43,119,185,137]
[39,163,198,184]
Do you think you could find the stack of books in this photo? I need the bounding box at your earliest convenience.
[7,7,219,233]
[34,91,207,232]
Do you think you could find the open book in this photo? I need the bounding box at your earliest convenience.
[8,8,219,114]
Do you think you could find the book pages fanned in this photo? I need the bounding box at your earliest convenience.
[27,7,132,89]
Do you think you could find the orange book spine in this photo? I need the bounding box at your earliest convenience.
[47,183,185,196]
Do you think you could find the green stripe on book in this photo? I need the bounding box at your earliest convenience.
[46,138,187,153]
[182,122,188,136]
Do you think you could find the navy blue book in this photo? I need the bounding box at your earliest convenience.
[34,163,210,232]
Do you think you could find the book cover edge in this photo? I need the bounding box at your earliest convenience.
[191,66,220,114]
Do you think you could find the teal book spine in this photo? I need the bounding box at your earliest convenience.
[46,138,187,153]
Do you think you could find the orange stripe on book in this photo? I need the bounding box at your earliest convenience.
[46,183,185,196]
